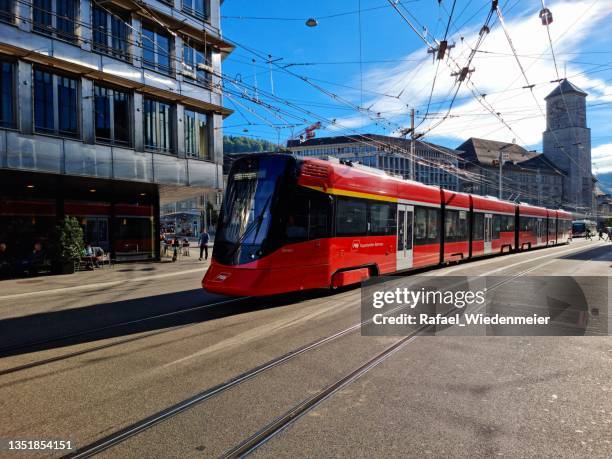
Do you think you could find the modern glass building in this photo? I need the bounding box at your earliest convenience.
[0,0,231,261]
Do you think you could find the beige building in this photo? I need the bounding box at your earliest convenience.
[456,138,565,208]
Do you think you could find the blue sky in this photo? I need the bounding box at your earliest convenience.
[220,1,612,173]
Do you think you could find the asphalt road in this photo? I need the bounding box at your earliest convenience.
[0,239,610,458]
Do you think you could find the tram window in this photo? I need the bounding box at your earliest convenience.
[309,197,331,239]
[473,213,484,240]
[336,197,367,236]
[503,215,515,232]
[492,215,501,239]
[414,207,427,243]
[444,210,467,242]
[285,195,309,242]
[369,202,396,235]
[426,208,440,243]
[520,216,533,232]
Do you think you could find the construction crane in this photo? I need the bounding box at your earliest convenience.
[292,122,322,143]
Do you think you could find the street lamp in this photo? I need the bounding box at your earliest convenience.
[305,18,318,27]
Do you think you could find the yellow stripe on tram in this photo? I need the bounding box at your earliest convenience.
[303,185,398,203]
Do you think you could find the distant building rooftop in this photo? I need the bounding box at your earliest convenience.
[544,79,587,100]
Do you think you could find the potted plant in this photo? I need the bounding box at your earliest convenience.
[52,216,84,274]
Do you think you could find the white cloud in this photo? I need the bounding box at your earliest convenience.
[592,143,612,173]
[334,0,612,149]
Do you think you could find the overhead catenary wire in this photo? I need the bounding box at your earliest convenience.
[25,0,591,204]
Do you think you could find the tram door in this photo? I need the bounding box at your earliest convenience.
[536,218,543,246]
[484,213,493,254]
[396,203,414,270]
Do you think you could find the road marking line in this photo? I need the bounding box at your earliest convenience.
[0,268,205,301]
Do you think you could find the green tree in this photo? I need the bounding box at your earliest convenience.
[223,135,277,154]
[54,216,85,263]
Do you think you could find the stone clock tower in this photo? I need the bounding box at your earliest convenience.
[542,79,592,214]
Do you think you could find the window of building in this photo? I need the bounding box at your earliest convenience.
[34,69,78,137]
[94,84,130,145]
[33,0,77,42]
[184,109,210,160]
[92,6,130,61]
[0,61,14,128]
[182,41,212,85]
[182,0,206,20]
[142,25,172,74]
[144,97,172,152]
[336,197,367,236]
[0,0,15,24]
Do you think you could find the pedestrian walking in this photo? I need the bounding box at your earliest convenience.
[198,229,210,261]
[172,237,180,262]
[598,229,605,240]
[585,229,592,240]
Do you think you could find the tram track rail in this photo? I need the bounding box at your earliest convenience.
[61,242,602,459]
[221,255,593,458]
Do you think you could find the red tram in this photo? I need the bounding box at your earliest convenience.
[203,154,573,296]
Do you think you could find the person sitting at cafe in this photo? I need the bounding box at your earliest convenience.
[19,242,46,275]
[82,243,101,269]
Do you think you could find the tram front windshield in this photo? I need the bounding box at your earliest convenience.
[214,156,292,265]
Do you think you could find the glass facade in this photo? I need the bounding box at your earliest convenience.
[184,109,210,160]
[144,98,172,152]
